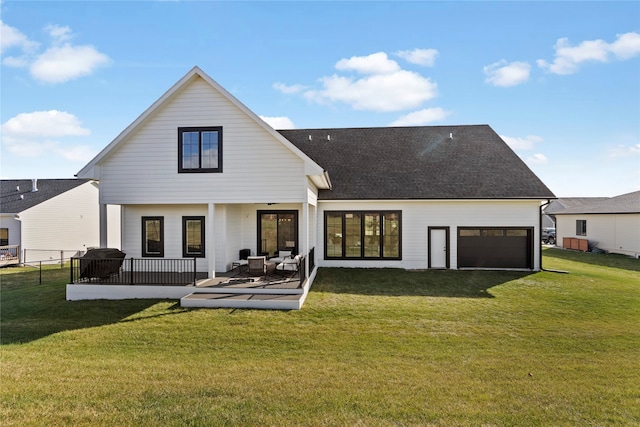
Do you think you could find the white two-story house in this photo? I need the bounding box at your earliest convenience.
[71,66,555,308]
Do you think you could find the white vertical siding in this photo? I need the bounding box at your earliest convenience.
[18,183,101,262]
[122,204,209,271]
[316,199,542,270]
[121,202,306,273]
[107,205,121,249]
[557,214,640,257]
[615,214,640,256]
[99,76,307,205]
[0,215,21,246]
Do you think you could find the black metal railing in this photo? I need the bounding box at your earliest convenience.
[308,247,315,274]
[70,257,198,286]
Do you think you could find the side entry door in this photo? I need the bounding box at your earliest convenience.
[429,227,449,269]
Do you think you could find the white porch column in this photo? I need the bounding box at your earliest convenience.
[208,203,215,278]
[302,201,309,279]
[99,203,108,248]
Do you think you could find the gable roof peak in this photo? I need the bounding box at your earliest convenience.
[75,66,327,185]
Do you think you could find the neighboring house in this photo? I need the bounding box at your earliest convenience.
[541,212,556,230]
[74,66,555,289]
[545,191,640,257]
[0,179,120,264]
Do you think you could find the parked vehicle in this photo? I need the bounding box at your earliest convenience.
[542,227,556,245]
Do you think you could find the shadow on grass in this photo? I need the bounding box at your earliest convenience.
[311,268,532,298]
[544,248,640,272]
[0,268,185,345]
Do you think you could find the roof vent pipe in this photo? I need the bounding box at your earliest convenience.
[16,186,20,192]
[449,132,453,139]
[31,178,38,192]
[327,135,331,141]
[308,135,312,141]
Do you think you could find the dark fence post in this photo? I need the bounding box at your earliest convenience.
[70,258,74,284]
[193,258,197,285]
[130,258,135,285]
[39,261,42,285]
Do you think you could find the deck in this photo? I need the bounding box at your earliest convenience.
[67,268,311,310]
[0,245,20,267]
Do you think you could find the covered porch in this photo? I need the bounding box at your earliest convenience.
[98,200,318,280]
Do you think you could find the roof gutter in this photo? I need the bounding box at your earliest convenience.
[323,170,332,190]
[540,199,568,274]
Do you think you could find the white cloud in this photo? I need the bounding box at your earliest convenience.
[335,52,400,75]
[395,48,438,66]
[304,70,437,112]
[500,134,543,150]
[609,32,640,59]
[1,20,110,83]
[259,115,295,129]
[30,44,110,83]
[1,110,93,160]
[45,24,73,44]
[58,145,96,162]
[484,60,531,87]
[273,82,307,94]
[2,56,28,67]
[609,143,640,158]
[537,32,640,75]
[2,110,90,138]
[0,20,39,54]
[390,107,451,126]
[526,153,548,164]
[276,51,439,112]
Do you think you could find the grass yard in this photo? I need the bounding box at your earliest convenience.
[1,249,639,426]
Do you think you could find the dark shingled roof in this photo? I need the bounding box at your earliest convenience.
[0,179,87,214]
[280,125,555,200]
[546,191,640,215]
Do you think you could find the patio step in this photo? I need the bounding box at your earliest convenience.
[181,292,304,310]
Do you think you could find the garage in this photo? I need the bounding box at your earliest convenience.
[457,227,533,269]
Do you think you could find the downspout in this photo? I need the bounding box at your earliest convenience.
[539,199,568,274]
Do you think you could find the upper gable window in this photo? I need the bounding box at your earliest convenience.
[178,126,223,173]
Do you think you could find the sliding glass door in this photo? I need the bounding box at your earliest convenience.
[258,211,298,256]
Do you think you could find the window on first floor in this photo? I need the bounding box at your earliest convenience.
[325,211,401,260]
[178,126,223,173]
[183,216,205,258]
[0,228,8,246]
[142,217,164,257]
[576,219,587,236]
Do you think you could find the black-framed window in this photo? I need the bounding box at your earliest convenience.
[183,216,205,258]
[0,228,8,246]
[576,220,587,236]
[324,211,401,260]
[142,216,164,257]
[178,126,222,173]
[257,211,298,257]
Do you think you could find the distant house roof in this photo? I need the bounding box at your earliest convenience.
[545,191,640,215]
[544,197,608,214]
[280,125,555,200]
[0,179,88,214]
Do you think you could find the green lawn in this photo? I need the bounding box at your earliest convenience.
[1,249,639,426]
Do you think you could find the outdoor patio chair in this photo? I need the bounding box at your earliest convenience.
[246,256,274,277]
[275,254,303,278]
[269,250,292,264]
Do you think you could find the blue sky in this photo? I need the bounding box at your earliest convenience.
[1,1,639,197]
